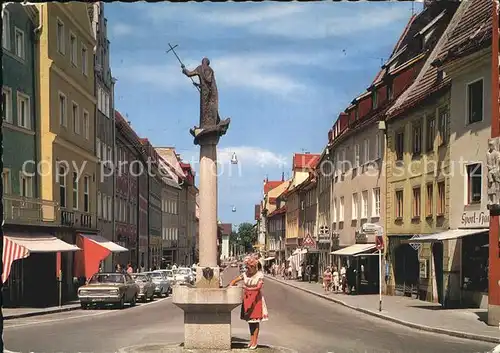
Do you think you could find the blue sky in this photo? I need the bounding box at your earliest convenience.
[106,1,421,227]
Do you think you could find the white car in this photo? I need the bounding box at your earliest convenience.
[175,267,194,285]
[153,270,174,293]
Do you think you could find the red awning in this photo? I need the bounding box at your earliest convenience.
[74,234,128,279]
[2,237,29,283]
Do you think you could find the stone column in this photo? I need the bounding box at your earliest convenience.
[198,136,218,268]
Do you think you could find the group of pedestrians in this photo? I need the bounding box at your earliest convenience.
[322,264,358,294]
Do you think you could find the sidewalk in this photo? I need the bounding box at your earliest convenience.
[266,275,500,344]
[3,301,81,320]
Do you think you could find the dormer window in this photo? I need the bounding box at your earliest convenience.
[387,82,394,100]
[355,106,359,120]
[372,90,378,110]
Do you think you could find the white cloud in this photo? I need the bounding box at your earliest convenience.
[112,51,330,96]
[143,2,413,40]
[110,23,136,37]
[180,146,288,171]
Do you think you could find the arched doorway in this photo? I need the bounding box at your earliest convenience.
[393,243,419,296]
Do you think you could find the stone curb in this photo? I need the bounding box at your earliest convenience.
[266,275,500,344]
[3,304,81,320]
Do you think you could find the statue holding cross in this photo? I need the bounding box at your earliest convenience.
[166,43,230,145]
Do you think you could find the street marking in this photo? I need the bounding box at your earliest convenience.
[4,297,171,329]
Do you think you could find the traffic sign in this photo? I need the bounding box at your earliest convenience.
[409,234,421,251]
[376,235,384,250]
[302,233,316,248]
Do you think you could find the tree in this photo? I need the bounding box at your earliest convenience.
[236,222,257,252]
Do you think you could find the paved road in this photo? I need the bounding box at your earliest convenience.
[3,278,496,353]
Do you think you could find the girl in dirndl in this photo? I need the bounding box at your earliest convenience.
[230,254,268,349]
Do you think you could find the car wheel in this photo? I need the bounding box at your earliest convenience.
[142,295,147,303]
[130,295,137,307]
[118,295,125,309]
[81,303,88,310]
[149,292,154,301]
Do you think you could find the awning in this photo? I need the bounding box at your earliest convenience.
[2,234,79,283]
[331,244,376,256]
[403,228,488,243]
[80,234,128,252]
[5,235,80,253]
[264,257,275,261]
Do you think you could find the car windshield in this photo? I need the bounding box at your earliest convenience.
[177,269,189,275]
[166,271,173,276]
[149,272,163,279]
[132,274,148,282]
[88,274,124,284]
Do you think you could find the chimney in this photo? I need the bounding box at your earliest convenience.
[281,171,284,181]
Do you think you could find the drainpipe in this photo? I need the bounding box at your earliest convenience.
[32,5,42,199]
[111,76,116,267]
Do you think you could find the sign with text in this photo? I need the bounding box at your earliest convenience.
[460,211,490,228]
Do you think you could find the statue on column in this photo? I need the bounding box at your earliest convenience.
[182,58,230,144]
[487,138,500,207]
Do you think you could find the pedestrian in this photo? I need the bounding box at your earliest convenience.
[306,264,312,283]
[115,264,122,273]
[323,267,332,293]
[332,266,340,292]
[340,264,347,293]
[229,254,268,349]
[126,263,133,274]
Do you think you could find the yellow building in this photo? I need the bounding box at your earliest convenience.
[382,2,464,302]
[36,2,98,288]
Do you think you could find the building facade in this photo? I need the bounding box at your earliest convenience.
[315,148,333,272]
[433,0,491,310]
[90,2,115,272]
[114,111,139,267]
[36,2,98,302]
[384,0,460,302]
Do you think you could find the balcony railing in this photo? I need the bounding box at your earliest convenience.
[3,195,59,226]
[60,209,97,229]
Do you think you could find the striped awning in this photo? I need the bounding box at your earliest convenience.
[2,235,80,283]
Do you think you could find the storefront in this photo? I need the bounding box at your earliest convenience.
[403,227,488,308]
[2,232,80,307]
[331,243,379,294]
[317,232,331,277]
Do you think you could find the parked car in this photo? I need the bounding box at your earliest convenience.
[145,271,170,297]
[153,270,174,293]
[78,272,139,309]
[131,273,155,302]
[175,267,194,285]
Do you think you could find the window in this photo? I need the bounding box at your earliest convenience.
[395,130,404,160]
[437,181,445,215]
[81,44,88,75]
[59,93,67,126]
[426,115,435,151]
[83,110,89,139]
[108,196,112,221]
[332,198,337,222]
[105,93,109,117]
[395,190,403,219]
[2,87,12,123]
[426,183,433,217]
[412,187,421,219]
[56,19,65,54]
[17,92,30,129]
[372,90,378,110]
[438,106,448,145]
[96,138,101,159]
[412,123,422,155]
[19,173,33,197]
[72,102,80,134]
[2,10,10,50]
[83,176,89,212]
[102,193,108,220]
[363,139,369,164]
[98,191,102,218]
[70,33,77,65]
[108,146,112,163]
[354,144,360,168]
[14,28,25,59]
[372,188,380,217]
[361,190,368,219]
[466,164,482,204]
[102,142,107,162]
[72,172,79,210]
[339,197,344,222]
[352,193,358,219]
[2,169,11,194]
[58,164,67,208]
[374,133,381,160]
[467,79,483,124]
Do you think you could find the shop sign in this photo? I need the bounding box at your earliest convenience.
[460,210,490,228]
[318,234,331,244]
